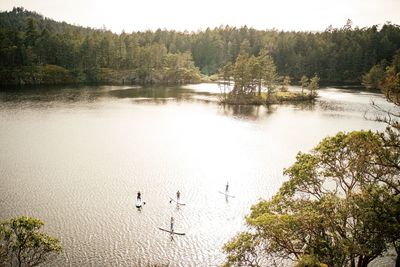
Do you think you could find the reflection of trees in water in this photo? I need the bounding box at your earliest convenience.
[219,101,317,120]
[0,85,202,104]
[288,101,316,111]
[317,100,344,112]
[219,104,277,120]
[1,86,318,112]
[110,86,221,105]
[109,86,196,102]
[220,101,317,120]
[0,85,104,104]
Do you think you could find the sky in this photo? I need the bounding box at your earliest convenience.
[0,0,399,33]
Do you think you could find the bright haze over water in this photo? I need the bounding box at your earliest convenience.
[0,84,396,266]
[0,0,400,33]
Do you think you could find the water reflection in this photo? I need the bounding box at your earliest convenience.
[108,86,192,100]
[0,85,217,111]
[0,83,395,267]
[218,101,320,120]
[219,104,276,120]
[0,85,393,123]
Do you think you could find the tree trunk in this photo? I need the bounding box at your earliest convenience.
[356,256,362,267]
[350,257,356,267]
[357,256,371,267]
[17,247,22,267]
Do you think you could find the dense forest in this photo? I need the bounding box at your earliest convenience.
[1,7,400,85]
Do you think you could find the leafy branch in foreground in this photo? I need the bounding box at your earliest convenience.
[0,216,62,267]
[223,131,400,267]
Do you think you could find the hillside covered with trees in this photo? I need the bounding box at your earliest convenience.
[1,7,400,86]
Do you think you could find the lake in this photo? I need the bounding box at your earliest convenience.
[0,84,396,266]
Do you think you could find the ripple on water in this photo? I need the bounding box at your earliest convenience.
[0,86,395,266]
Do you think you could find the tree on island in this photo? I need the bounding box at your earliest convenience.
[220,48,278,104]
[300,75,309,95]
[279,76,291,92]
[258,49,278,98]
[0,216,63,267]
[308,75,320,97]
[220,49,319,105]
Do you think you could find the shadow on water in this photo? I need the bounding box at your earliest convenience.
[219,104,274,120]
[287,101,317,111]
[0,85,107,103]
[107,86,218,105]
[0,84,324,120]
[108,86,194,99]
[218,101,317,120]
[0,85,205,105]
[0,83,393,267]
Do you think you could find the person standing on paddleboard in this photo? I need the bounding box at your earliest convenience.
[225,182,229,192]
[137,191,141,201]
[170,217,174,232]
[176,190,180,201]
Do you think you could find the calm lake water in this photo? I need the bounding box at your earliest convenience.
[0,84,396,266]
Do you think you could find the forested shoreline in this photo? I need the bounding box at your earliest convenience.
[1,7,400,86]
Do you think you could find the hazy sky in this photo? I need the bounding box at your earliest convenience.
[1,0,399,33]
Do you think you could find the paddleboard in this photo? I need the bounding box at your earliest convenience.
[219,191,235,198]
[158,227,185,236]
[136,198,143,208]
[169,197,186,206]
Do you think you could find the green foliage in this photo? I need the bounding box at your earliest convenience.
[223,49,278,98]
[223,232,261,267]
[300,75,309,94]
[0,216,63,267]
[41,64,71,84]
[2,8,400,85]
[232,52,251,93]
[381,51,400,106]
[259,49,278,96]
[0,8,201,85]
[308,75,320,96]
[223,131,400,267]
[279,76,291,92]
[362,63,386,89]
[295,254,327,267]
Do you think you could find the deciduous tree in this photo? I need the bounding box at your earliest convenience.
[0,216,63,267]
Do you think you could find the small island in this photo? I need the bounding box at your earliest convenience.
[216,49,320,105]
